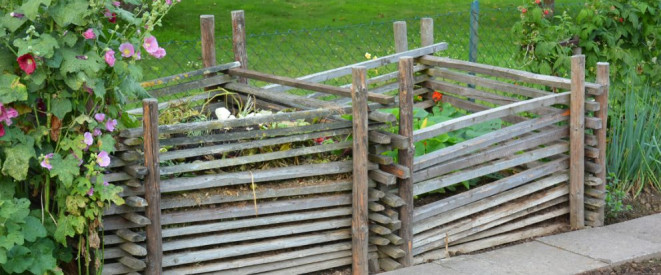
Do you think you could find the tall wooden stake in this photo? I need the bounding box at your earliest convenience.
[569,55,585,229]
[200,15,216,92]
[420,18,434,47]
[143,99,163,274]
[232,10,248,84]
[394,21,408,53]
[398,57,415,266]
[351,67,369,275]
[595,62,609,226]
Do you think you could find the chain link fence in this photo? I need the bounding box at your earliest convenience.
[141,2,584,86]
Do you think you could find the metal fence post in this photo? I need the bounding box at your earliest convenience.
[469,0,479,64]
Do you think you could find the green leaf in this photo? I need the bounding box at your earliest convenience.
[20,0,52,21]
[51,97,72,119]
[60,49,103,76]
[0,248,6,264]
[48,0,89,27]
[0,48,14,73]
[98,133,116,152]
[50,154,80,188]
[54,215,85,246]
[13,33,60,58]
[2,144,35,181]
[27,238,58,275]
[0,74,28,104]
[0,13,26,33]
[22,216,47,242]
[3,245,33,273]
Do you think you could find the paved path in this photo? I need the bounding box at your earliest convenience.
[382,213,661,275]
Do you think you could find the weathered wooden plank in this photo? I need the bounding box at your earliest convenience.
[374,130,410,150]
[119,256,146,271]
[414,143,568,196]
[142,99,163,274]
[148,74,233,98]
[585,134,598,147]
[394,21,408,53]
[123,165,147,180]
[369,154,394,165]
[423,80,520,106]
[262,42,448,94]
[232,10,248,84]
[585,145,600,159]
[159,141,352,175]
[104,194,351,230]
[418,55,604,95]
[379,245,406,259]
[351,66,370,275]
[228,68,394,105]
[102,234,124,246]
[124,196,147,208]
[386,233,405,245]
[585,187,606,200]
[101,263,137,275]
[159,127,352,161]
[121,212,150,226]
[382,193,406,208]
[586,160,603,174]
[140,61,239,89]
[162,207,350,238]
[120,242,147,257]
[226,81,342,110]
[200,14,216,72]
[162,218,350,252]
[415,126,568,181]
[369,213,393,225]
[585,197,606,209]
[369,202,386,212]
[369,169,397,185]
[398,56,415,267]
[371,236,391,246]
[413,92,570,142]
[368,110,397,123]
[440,93,528,124]
[370,224,393,236]
[413,179,569,235]
[259,255,362,275]
[593,62,609,226]
[414,158,568,223]
[369,188,386,201]
[585,117,602,130]
[161,242,352,275]
[380,163,411,179]
[369,130,392,144]
[161,229,351,267]
[116,229,146,243]
[380,257,403,271]
[569,55,586,230]
[427,67,552,98]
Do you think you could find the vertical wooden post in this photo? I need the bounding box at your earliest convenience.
[397,57,415,266]
[231,10,248,84]
[469,0,479,63]
[569,55,585,230]
[351,67,369,275]
[420,18,434,47]
[200,15,217,93]
[393,21,408,53]
[594,62,609,226]
[143,99,163,274]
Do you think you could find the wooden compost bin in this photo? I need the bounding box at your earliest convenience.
[99,12,609,275]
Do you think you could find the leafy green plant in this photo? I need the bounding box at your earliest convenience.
[605,174,633,218]
[0,0,179,272]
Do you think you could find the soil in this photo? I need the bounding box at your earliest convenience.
[580,258,661,275]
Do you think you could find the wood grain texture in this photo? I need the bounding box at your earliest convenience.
[594,62,609,226]
[231,10,248,84]
[200,14,217,94]
[398,56,415,266]
[351,66,370,275]
[140,61,239,89]
[394,21,408,53]
[569,55,586,229]
[420,18,434,47]
[142,99,163,273]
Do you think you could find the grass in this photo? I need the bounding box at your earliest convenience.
[142,0,583,81]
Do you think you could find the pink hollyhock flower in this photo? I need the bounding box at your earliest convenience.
[134,50,142,60]
[97,151,111,167]
[151,47,166,59]
[105,11,117,23]
[103,181,109,186]
[0,103,18,126]
[93,128,102,136]
[112,1,121,7]
[40,153,54,170]
[119,43,135,58]
[83,132,94,146]
[143,36,159,54]
[105,49,116,67]
[166,0,172,4]
[87,187,94,196]
[17,54,36,75]
[10,12,24,19]
[106,119,118,132]
[94,113,106,122]
[0,124,4,137]
[83,28,96,39]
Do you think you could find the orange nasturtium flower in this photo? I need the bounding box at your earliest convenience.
[432,91,443,102]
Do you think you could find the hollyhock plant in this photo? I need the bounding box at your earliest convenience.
[83,28,96,39]
[93,128,102,136]
[105,49,116,67]
[0,103,18,126]
[97,151,111,167]
[0,124,4,137]
[87,187,94,196]
[95,113,106,122]
[151,47,166,59]
[143,36,160,54]
[119,43,135,58]
[40,153,54,170]
[17,54,37,75]
[106,119,118,132]
[83,132,94,146]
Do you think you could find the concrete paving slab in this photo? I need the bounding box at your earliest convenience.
[605,213,661,244]
[436,254,521,275]
[472,241,608,275]
[537,226,661,265]
[380,262,464,275]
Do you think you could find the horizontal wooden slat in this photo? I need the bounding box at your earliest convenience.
[423,80,520,106]
[412,92,569,142]
[161,229,351,267]
[419,56,604,95]
[427,67,552,98]
[140,61,240,88]
[262,42,448,93]
[149,74,233,98]
[228,68,394,104]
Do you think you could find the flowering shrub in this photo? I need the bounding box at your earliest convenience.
[512,0,660,93]
[0,0,178,273]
